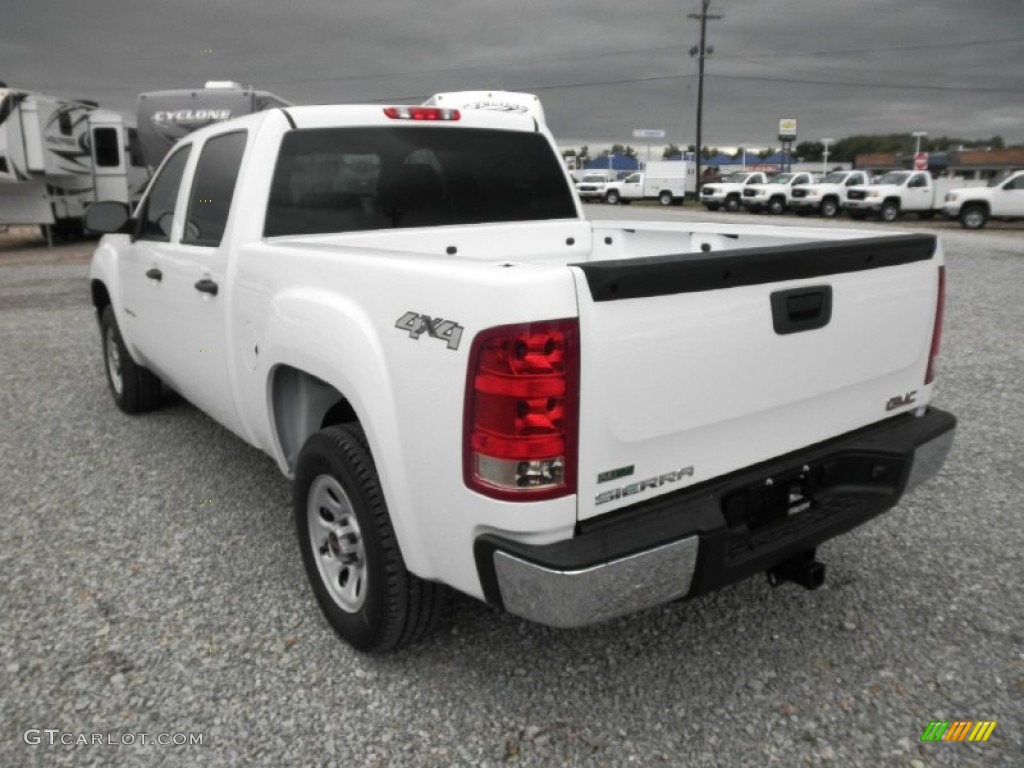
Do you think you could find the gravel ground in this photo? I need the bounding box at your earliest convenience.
[1,215,1021,767]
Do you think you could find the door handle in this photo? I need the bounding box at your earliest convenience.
[194,278,219,297]
[145,268,162,281]
[770,285,832,335]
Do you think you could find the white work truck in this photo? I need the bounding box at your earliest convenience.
[941,170,1024,229]
[86,97,957,652]
[789,170,871,218]
[602,161,694,206]
[700,171,767,212]
[741,172,816,215]
[845,171,983,222]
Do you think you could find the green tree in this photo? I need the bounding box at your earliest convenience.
[795,141,824,161]
[663,143,682,159]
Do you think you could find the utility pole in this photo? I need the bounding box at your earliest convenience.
[689,0,722,195]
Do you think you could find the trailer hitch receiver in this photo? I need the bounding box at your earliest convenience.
[766,550,826,590]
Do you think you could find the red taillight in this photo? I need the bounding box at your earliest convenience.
[464,320,579,500]
[924,266,945,385]
[383,106,460,121]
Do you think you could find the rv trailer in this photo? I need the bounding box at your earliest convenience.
[135,81,290,171]
[0,85,147,238]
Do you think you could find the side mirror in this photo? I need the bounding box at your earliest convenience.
[84,201,131,234]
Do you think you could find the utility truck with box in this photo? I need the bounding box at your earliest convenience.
[86,91,956,652]
[602,161,695,205]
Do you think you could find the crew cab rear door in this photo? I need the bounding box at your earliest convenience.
[570,229,941,521]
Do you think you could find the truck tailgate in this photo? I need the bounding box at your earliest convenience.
[570,233,941,521]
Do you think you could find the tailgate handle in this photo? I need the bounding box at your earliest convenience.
[771,285,832,335]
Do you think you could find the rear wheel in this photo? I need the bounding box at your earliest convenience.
[658,191,673,206]
[820,198,839,218]
[960,204,988,230]
[295,424,446,653]
[100,306,162,413]
[880,200,900,222]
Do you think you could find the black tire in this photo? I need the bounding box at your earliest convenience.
[605,190,620,205]
[658,191,673,206]
[880,200,900,222]
[295,424,446,653]
[820,198,839,218]
[704,203,720,211]
[960,204,988,230]
[767,197,786,215]
[100,305,162,413]
[724,196,740,213]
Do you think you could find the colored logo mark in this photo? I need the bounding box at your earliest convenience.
[920,721,997,742]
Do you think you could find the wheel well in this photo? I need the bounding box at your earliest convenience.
[963,201,989,213]
[883,197,900,207]
[91,280,111,321]
[271,365,359,473]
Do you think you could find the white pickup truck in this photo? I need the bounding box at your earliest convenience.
[789,170,872,218]
[86,97,957,652]
[741,172,816,215]
[700,171,767,212]
[574,171,616,202]
[941,170,1024,229]
[845,171,984,222]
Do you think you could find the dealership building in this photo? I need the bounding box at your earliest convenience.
[854,149,1024,180]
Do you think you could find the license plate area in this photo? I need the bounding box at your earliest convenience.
[721,452,907,533]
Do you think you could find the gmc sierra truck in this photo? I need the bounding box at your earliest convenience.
[790,170,871,218]
[941,170,1024,229]
[700,171,767,212]
[741,172,816,215]
[86,95,956,652]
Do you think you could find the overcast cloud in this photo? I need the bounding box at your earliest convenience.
[3,0,1023,151]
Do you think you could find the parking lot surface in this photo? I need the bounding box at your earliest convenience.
[2,215,1021,767]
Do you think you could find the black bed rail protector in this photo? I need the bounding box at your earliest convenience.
[573,233,936,302]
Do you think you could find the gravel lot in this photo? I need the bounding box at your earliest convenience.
[2,214,1021,767]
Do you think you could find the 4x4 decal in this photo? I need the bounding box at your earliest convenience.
[395,311,464,351]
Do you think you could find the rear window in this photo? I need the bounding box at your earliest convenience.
[264,126,576,237]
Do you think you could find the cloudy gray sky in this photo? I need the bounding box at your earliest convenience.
[4,0,1023,152]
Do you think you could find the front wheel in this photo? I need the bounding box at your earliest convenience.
[960,204,988,230]
[100,306,162,413]
[704,203,720,211]
[880,201,900,222]
[820,198,839,218]
[724,196,740,213]
[658,191,673,206]
[604,190,620,205]
[767,197,786,215]
[295,424,446,653]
